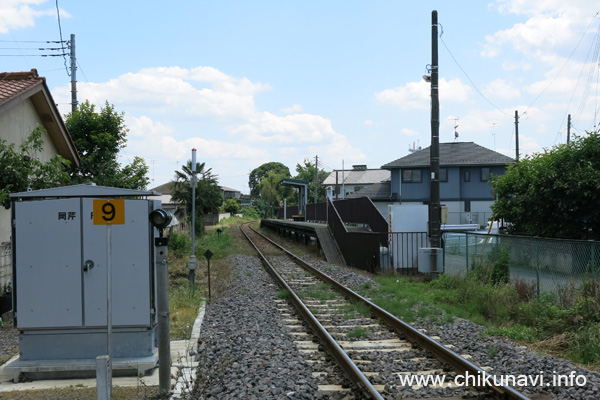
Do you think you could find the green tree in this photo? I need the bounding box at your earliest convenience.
[294,159,329,203]
[171,160,223,233]
[65,100,149,189]
[248,162,290,197]
[222,198,241,214]
[0,125,71,208]
[258,170,292,217]
[491,132,600,239]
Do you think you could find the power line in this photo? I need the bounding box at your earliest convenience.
[438,26,512,117]
[55,0,70,76]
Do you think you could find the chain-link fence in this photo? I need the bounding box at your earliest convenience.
[443,232,600,294]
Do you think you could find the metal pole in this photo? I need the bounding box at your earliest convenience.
[429,10,442,251]
[70,34,77,113]
[567,114,571,144]
[105,223,112,398]
[156,237,171,396]
[189,148,197,290]
[515,110,520,162]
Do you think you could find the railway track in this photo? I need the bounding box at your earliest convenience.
[240,222,530,400]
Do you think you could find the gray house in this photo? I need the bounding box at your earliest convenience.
[381,142,514,226]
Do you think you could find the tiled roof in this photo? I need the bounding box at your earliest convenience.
[0,69,44,107]
[323,169,390,185]
[381,142,515,169]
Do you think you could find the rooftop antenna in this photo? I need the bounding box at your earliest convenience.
[491,122,498,150]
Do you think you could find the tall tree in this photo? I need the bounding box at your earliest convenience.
[491,131,600,239]
[65,100,149,189]
[0,125,71,208]
[248,162,290,197]
[258,170,291,217]
[294,159,328,203]
[171,160,223,231]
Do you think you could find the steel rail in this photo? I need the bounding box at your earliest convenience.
[240,223,384,400]
[250,224,530,400]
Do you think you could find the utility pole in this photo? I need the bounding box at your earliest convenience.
[567,114,571,143]
[514,110,520,162]
[69,34,77,113]
[314,155,318,220]
[429,10,441,250]
[188,149,197,290]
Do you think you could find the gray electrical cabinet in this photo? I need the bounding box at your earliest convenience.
[7,184,163,379]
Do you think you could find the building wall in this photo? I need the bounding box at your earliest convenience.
[1,99,62,287]
[0,99,59,163]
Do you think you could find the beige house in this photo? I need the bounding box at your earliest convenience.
[0,69,80,287]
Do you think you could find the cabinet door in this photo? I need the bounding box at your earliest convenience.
[82,199,151,327]
[15,199,83,328]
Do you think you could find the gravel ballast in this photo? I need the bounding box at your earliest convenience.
[192,247,600,400]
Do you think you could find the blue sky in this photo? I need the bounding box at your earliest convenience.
[1,1,599,193]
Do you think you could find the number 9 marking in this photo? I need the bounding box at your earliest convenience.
[102,202,116,222]
[93,199,125,225]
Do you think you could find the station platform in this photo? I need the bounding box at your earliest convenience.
[260,219,346,265]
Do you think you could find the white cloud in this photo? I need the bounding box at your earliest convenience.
[363,120,373,126]
[281,104,303,114]
[53,66,366,190]
[482,14,575,58]
[375,78,472,110]
[0,0,60,33]
[483,79,521,100]
[400,128,420,137]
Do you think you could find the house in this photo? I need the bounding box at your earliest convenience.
[323,165,391,196]
[149,182,242,225]
[221,185,241,200]
[0,69,80,287]
[381,142,514,226]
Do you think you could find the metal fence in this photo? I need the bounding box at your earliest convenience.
[443,232,600,294]
[380,232,428,273]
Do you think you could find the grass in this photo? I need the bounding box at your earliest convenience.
[167,216,248,339]
[299,283,339,301]
[170,216,600,369]
[346,327,371,338]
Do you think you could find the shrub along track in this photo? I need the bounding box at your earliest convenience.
[241,222,530,400]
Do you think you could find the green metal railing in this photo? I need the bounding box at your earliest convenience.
[443,232,600,294]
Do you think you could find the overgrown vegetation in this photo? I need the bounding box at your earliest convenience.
[167,216,248,339]
[365,264,600,368]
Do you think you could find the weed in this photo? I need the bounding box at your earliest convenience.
[512,278,536,302]
[569,323,600,364]
[277,289,290,299]
[346,327,371,338]
[490,246,510,285]
[485,325,537,342]
[299,283,338,301]
[486,344,499,358]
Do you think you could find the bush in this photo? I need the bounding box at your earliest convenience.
[168,232,191,258]
[241,206,261,219]
[491,246,510,286]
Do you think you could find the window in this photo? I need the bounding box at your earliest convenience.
[402,169,422,183]
[481,167,490,182]
[439,168,448,182]
[464,200,471,212]
[464,171,471,182]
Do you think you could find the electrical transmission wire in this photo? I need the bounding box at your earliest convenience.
[55,0,70,76]
[438,25,512,118]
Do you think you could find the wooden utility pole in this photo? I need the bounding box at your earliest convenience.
[429,10,441,250]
